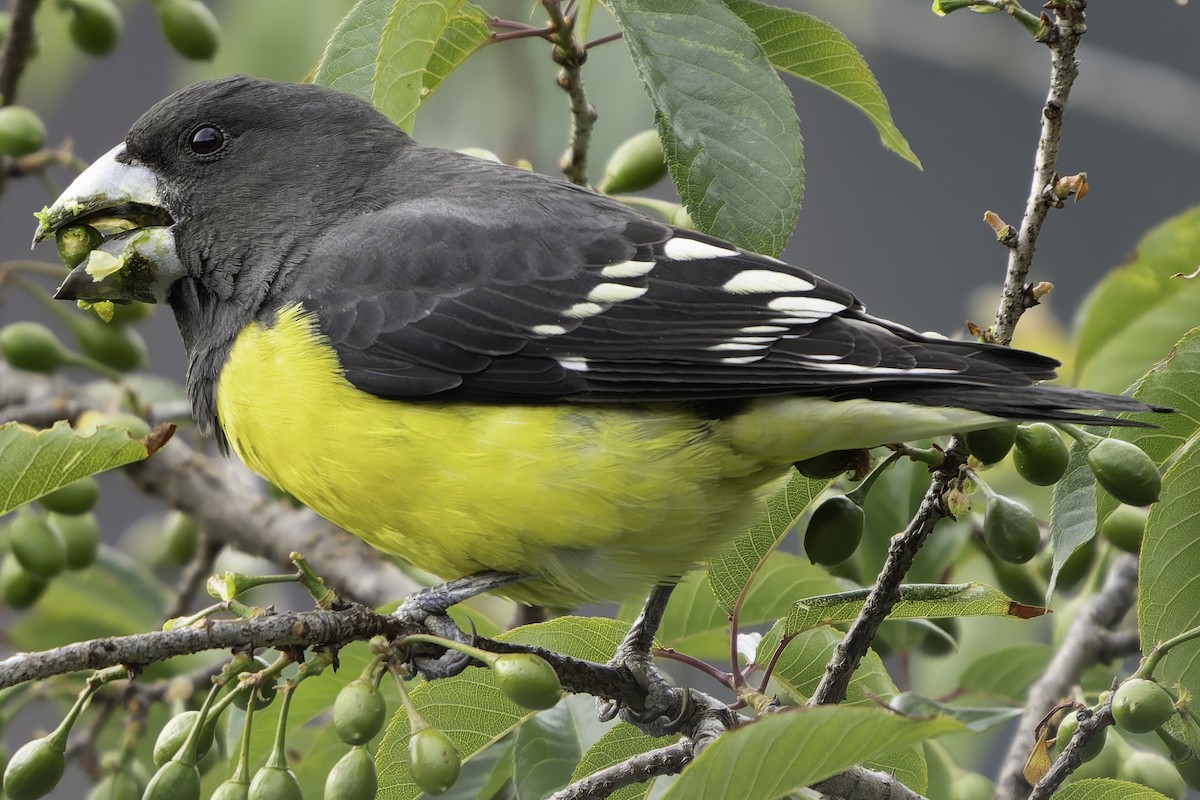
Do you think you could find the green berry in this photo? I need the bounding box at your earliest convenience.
[332,679,387,746]
[108,301,154,325]
[247,765,302,800]
[210,779,250,800]
[964,423,1018,465]
[1088,438,1161,507]
[916,617,960,657]
[231,658,278,711]
[597,129,667,195]
[47,511,100,570]
[143,759,200,800]
[0,106,45,157]
[1051,533,1096,592]
[85,770,141,800]
[156,0,220,60]
[1120,749,1186,799]
[983,494,1040,564]
[324,746,377,800]
[163,511,199,565]
[71,317,147,372]
[990,559,1045,606]
[1054,711,1107,762]
[1112,679,1176,734]
[55,224,104,269]
[793,449,866,480]
[153,711,214,767]
[948,772,994,800]
[1099,504,1148,554]
[39,476,99,516]
[65,0,122,56]
[1013,423,1070,486]
[0,322,64,372]
[803,495,865,566]
[0,555,48,609]
[492,653,562,710]
[3,737,65,800]
[408,727,460,796]
[10,510,67,578]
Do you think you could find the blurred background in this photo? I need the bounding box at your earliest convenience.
[2,0,1199,794]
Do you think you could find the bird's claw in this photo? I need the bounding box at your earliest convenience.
[596,642,692,737]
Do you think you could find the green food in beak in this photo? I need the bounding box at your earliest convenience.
[33,144,183,305]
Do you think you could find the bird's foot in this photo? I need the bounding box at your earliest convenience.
[598,640,693,737]
[393,571,522,680]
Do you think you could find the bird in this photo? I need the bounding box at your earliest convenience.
[35,75,1163,703]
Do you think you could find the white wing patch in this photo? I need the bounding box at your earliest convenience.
[557,356,590,372]
[767,297,848,316]
[722,269,816,294]
[532,324,568,336]
[587,283,648,303]
[662,237,740,261]
[601,259,656,278]
[740,325,788,334]
[564,302,604,319]
[802,361,957,376]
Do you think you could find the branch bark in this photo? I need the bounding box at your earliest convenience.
[544,0,595,186]
[0,0,40,107]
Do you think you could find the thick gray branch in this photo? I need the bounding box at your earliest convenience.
[994,555,1138,799]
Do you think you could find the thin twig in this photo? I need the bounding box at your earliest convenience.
[543,0,595,186]
[991,0,1087,344]
[1030,683,1118,799]
[162,532,223,622]
[0,0,40,106]
[548,742,694,800]
[994,555,1138,799]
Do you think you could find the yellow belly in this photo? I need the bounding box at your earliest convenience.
[214,305,785,605]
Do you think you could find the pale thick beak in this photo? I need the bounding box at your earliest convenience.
[33,144,183,304]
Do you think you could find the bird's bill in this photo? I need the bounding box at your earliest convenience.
[33,144,183,304]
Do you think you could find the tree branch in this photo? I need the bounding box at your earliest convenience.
[812,766,929,800]
[549,742,693,800]
[544,0,595,186]
[991,0,1087,344]
[1030,687,1116,799]
[0,0,40,107]
[994,555,1138,799]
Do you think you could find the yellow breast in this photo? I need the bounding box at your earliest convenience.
[214,304,785,605]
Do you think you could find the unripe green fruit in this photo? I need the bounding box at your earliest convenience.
[231,658,278,711]
[492,653,562,710]
[163,511,199,565]
[598,130,668,195]
[324,746,377,800]
[965,423,1018,465]
[1013,423,1069,486]
[1100,504,1148,554]
[1088,438,1161,507]
[143,759,200,800]
[990,559,1045,606]
[47,511,100,570]
[55,224,103,269]
[1120,749,1186,799]
[72,317,147,372]
[108,301,154,325]
[0,323,63,372]
[157,0,220,60]
[247,765,302,800]
[39,476,99,516]
[916,617,960,657]
[65,0,122,56]
[948,772,994,800]
[0,106,45,156]
[0,555,47,608]
[3,737,65,800]
[10,510,66,578]
[210,779,250,800]
[1112,679,1176,734]
[793,449,865,480]
[409,727,460,796]
[1054,711,1107,762]
[153,711,214,767]
[1050,533,1096,592]
[983,494,1040,564]
[803,495,865,566]
[85,770,141,800]
[332,679,387,745]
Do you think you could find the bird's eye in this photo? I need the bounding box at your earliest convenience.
[189,126,225,156]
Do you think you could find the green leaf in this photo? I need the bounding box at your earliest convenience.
[0,421,152,517]
[865,746,928,795]
[723,0,919,168]
[311,0,393,101]
[757,624,895,707]
[1047,439,1098,602]
[781,582,1044,637]
[707,471,828,615]
[513,695,610,800]
[611,0,804,256]
[1139,437,1200,710]
[1075,206,1200,395]
[1052,779,1174,800]
[377,616,627,800]
[658,706,959,800]
[888,692,1021,732]
[372,0,491,132]
[572,723,674,800]
[958,642,1052,703]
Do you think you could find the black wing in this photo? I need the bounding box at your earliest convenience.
[285,148,1130,419]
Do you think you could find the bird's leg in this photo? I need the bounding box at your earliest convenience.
[393,571,523,680]
[598,583,691,735]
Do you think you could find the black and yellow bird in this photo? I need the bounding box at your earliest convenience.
[35,76,1161,688]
